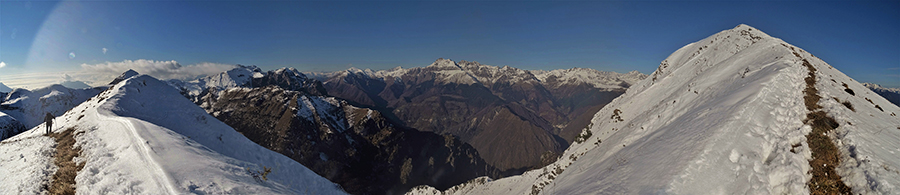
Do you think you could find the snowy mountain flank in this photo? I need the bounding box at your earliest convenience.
[407,24,900,195]
[0,74,346,194]
[0,111,26,140]
[0,82,12,93]
[309,60,646,173]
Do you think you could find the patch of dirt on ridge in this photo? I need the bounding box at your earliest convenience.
[799,57,852,195]
[46,127,85,195]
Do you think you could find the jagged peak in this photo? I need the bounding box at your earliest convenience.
[274,67,298,73]
[272,67,307,78]
[626,70,643,75]
[428,58,460,69]
[345,67,375,75]
[235,64,261,72]
[457,60,485,68]
[347,67,362,72]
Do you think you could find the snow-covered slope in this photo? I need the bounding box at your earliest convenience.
[0,75,346,194]
[312,59,644,90]
[0,111,26,140]
[863,83,900,107]
[59,81,93,89]
[408,24,900,194]
[0,84,105,128]
[0,82,13,93]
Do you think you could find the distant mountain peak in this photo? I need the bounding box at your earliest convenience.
[122,69,139,77]
[0,82,12,93]
[428,58,461,69]
[108,69,140,85]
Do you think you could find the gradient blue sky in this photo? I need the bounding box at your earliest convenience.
[1,1,898,88]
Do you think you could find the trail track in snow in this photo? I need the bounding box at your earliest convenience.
[97,110,178,194]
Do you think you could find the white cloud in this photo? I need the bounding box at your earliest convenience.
[102,48,108,54]
[0,61,6,68]
[80,59,238,82]
[0,59,238,90]
[62,73,74,81]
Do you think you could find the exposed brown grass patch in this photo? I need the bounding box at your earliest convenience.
[832,97,855,112]
[800,57,852,194]
[801,59,822,110]
[46,127,85,195]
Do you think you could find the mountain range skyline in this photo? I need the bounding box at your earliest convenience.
[1,1,898,89]
[2,24,900,194]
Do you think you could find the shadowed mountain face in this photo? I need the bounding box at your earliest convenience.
[171,67,503,195]
[313,60,644,172]
[205,87,501,195]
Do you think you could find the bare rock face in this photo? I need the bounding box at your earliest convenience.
[205,86,501,195]
[313,60,645,172]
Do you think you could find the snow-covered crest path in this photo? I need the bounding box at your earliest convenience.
[91,111,178,194]
[2,74,347,194]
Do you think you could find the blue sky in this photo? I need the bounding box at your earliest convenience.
[0,1,898,88]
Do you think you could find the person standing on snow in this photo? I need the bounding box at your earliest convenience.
[44,113,54,135]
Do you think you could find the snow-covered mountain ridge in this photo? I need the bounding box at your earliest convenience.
[408,24,900,194]
[310,59,645,89]
[0,74,346,194]
[863,83,900,107]
[309,60,647,173]
[0,111,26,140]
[1,84,106,128]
